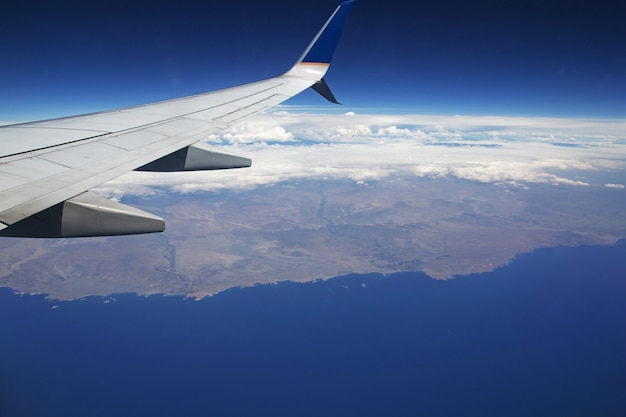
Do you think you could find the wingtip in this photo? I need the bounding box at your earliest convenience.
[298,0,356,65]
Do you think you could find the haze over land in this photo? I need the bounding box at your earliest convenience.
[1,113,624,299]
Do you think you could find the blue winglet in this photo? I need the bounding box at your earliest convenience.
[298,0,356,64]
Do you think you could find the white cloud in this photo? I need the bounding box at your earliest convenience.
[605,183,625,189]
[95,112,626,197]
[207,122,295,144]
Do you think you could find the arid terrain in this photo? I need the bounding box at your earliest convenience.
[1,177,625,299]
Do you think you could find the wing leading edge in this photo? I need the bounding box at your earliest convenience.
[0,1,356,238]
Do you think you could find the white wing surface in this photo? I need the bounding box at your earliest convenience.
[0,1,355,237]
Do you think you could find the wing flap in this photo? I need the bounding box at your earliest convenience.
[0,157,68,185]
[37,142,127,169]
[102,130,168,151]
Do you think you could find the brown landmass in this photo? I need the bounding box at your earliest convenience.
[1,177,625,300]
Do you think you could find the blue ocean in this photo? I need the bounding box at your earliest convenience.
[2,242,626,416]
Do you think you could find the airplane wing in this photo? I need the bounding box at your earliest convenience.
[0,1,356,238]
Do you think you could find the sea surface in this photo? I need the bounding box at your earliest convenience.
[1,242,626,417]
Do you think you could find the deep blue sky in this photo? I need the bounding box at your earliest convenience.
[2,0,625,120]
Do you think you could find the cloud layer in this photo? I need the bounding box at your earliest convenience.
[97,111,626,196]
